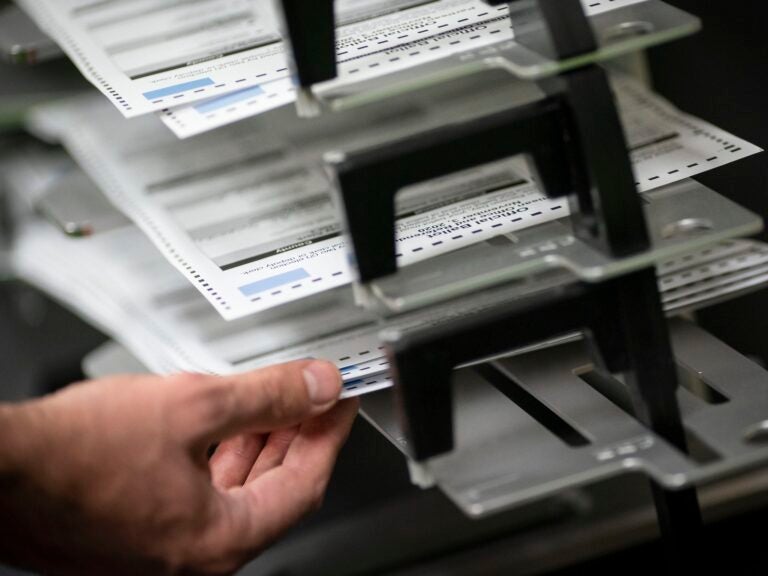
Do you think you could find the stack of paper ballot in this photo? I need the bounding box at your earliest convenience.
[14,0,641,136]
[8,0,765,398]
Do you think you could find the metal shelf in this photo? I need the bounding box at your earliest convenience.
[363,180,763,315]
[361,320,768,518]
[320,1,700,112]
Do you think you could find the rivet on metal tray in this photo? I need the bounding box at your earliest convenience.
[662,218,715,240]
[602,21,655,42]
[744,421,768,445]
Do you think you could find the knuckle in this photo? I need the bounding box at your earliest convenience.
[170,377,237,437]
[258,367,306,420]
[258,371,285,405]
[204,382,239,430]
[287,466,327,513]
[269,428,296,450]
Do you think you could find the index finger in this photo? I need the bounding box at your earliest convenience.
[215,399,359,554]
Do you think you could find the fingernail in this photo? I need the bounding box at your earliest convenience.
[303,361,342,405]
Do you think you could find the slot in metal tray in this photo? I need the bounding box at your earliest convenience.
[361,320,768,518]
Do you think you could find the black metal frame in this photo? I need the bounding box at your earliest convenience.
[277,0,337,89]
[330,99,574,282]
[278,0,703,571]
[387,270,702,571]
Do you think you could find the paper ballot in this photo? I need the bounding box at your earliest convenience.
[29,74,761,321]
[162,0,648,138]
[5,144,765,398]
[13,209,768,398]
[16,0,281,116]
[14,0,430,116]
[12,214,393,397]
[9,146,768,397]
[17,0,645,119]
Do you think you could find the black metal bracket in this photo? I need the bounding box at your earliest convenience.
[324,0,648,284]
[389,271,684,460]
[277,0,337,89]
[381,1,701,570]
[329,98,576,283]
[388,267,702,570]
[274,1,649,270]
[329,64,648,284]
[278,0,703,570]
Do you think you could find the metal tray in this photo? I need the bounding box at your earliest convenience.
[364,180,763,314]
[361,320,768,518]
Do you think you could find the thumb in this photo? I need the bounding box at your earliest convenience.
[181,360,343,446]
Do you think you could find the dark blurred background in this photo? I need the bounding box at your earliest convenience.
[650,0,768,364]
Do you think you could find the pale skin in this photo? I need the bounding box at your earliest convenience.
[0,360,358,576]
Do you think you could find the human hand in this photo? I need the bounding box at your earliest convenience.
[0,360,358,576]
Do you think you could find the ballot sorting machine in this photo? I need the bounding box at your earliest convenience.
[3,0,768,572]
[275,0,768,571]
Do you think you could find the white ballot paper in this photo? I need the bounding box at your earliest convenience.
[17,0,643,119]
[16,0,282,117]
[12,217,394,397]
[13,211,768,397]
[6,142,766,396]
[14,0,435,117]
[29,76,762,320]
